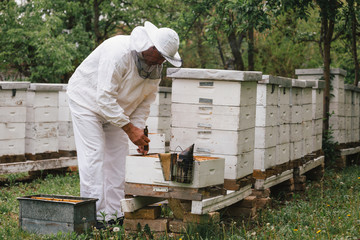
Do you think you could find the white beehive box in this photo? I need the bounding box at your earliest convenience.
[214,151,254,179]
[256,82,279,106]
[254,147,276,171]
[129,133,165,155]
[0,123,26,140]
[170,127,255,156]
[255,105,278,127]
[278,124,290,144]
[290,141,303,161]
[125,154,225,188]
[0,139,25,156]
[291,105,303,124]
[0,82,30,107]
[254,126,278,149]
[25,122,58,139]
[25,137,58,154]
[290,124,303,142]
[172,103,255,131]
[0,107,27,123]
[276,143,290,165]
[169,68,261,106]
[58,136,76,151]
[149,87,171,117]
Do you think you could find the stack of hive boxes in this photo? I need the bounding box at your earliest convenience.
[289,79,306,161]
[25,84,63,158]
[296,68,347,145]
[0,82,30,161]
[311,80,325,153]
[58,84,76,155]
[146,87,172,151]
[301,80,315,156]
[254,75,280,171]
[344,84,360,143]
[277,77,292,166]
[167,68,262,182]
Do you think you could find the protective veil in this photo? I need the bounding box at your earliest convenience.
[67,26,160,221]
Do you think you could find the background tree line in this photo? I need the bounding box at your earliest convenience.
[0,0,359,132]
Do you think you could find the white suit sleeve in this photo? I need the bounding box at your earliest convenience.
[96,55,130,128]
[129,86,158,129]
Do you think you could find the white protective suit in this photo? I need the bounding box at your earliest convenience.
[67,26,160,221]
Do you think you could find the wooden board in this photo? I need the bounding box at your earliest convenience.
[0,157,78,174]
[254,169,293,190]
[299,156,324,175]
[121,196,165,213]
[191,185,252,215]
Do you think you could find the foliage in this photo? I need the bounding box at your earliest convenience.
[1,167,360,239]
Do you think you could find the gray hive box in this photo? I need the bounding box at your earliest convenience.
[17,194,97,235]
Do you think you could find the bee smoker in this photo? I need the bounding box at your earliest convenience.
[173,144,195,183]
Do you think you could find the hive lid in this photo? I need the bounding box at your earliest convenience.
[167,68,262,82]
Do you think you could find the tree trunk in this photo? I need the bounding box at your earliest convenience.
[247,27,255,71]
[321,13,335,134]
[93,0,101,45]
[227,30,245,70]
[350,3,360,86]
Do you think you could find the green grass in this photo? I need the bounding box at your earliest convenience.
[0,167,359,240]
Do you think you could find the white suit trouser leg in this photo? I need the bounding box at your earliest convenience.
[69,100,128,221]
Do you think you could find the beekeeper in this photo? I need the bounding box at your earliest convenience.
[66,21,181,225]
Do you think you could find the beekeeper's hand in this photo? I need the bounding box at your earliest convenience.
[122,123,150,149]
[136,145,149,155]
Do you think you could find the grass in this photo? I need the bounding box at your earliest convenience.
[0,166,359,239]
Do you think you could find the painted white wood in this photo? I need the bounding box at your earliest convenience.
[302,121,312,139]
[290,141,303,160]
[193,151,254,180]
[25,137,58,154]
[25,122,58,139]
[0,81,30,90]
[329,103,345,117]
[313,102,323,120]
[278,124,290,144]
[0,107,26,123]
[58,91,69,107]
[58,122,73,137]
[290,123,303,142]
[146,116,171,131]
[302,88,313,104]
[329,116,345,130]
[302,104,312,121]
[0,123,26,139]
[255,105,278,127]
[191,185,252,214]
[256,84,279,106]
[170,127,255,155]
[254,147,276,171]
[340,146,360,156]
[0,139,25,155]
[0,90,27,107]
[303,138,313,156]
[171,103,256,131]
[0,157,78,174]
[254,126,278,148]
[167,68,262,81]
[121,196,165,213]
[278,105,291,124]
[255,169,293,190]
[149,104,171,117]
[27,91,59,107]
[125,155,225,188]
[27,107,59,122]
[331,88,345,103]
[58,106,72,121]
[276,143,290,165]
[172,80,257,106]
[291,105,303,123]
[58,136,76,151]
[299,156,324,175]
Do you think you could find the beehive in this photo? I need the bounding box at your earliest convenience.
[125,154,224,188]
[18,194,97,235]
[167,68,262,180]
[0,82,30,158]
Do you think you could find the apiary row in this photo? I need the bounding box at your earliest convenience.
[0,82,74,161]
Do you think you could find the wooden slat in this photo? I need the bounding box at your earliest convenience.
[299,156,324,175]
[191,185,252,215]
[125,183,204,201]
[121,196,165,213]
[0,157,78,174]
